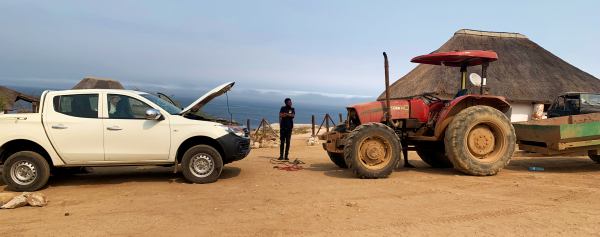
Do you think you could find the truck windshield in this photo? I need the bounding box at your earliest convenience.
[141,94,182,115]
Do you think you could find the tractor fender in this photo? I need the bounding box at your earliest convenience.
[434,95,511,138]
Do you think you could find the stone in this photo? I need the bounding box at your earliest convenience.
[306,136,320,146]
[1,194,28,209]
[0,192,19,206]
[26,192,48,207]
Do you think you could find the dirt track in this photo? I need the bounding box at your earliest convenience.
[2,134,600,236]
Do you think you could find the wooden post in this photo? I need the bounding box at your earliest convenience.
[246,119,251,132]
[312,115,315,137]
[339,113,343,123]
[325,114,330,132]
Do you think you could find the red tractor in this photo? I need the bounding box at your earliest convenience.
[320,50,516,178]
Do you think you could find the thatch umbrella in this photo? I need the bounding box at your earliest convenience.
[72,77,124,90]
[0,86,40,112]
[379,29,600,104]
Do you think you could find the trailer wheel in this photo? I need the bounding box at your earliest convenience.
[181,145,223,184]
[327,152,348,168]
[444,105,515,176]
[2,151,51,191]
[588,150,600,163]
[344,123,401,178]
[415,142,453,168]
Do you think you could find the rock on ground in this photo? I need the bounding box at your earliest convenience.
[26,192,48,207]
[0,192,19,206]
[1,194,28,209]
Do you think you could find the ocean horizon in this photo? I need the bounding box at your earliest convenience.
[6,85,351,128]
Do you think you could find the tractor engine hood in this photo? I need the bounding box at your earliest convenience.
[179,81,235,115]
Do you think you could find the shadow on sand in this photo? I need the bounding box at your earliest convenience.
[0,165,242,191]
[506,156,600,173]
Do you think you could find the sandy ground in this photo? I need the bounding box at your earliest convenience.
[2,134,600,236]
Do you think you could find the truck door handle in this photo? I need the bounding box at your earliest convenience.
[51,124,68,129]
[106,126,123,131]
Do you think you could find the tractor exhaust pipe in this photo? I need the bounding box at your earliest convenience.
[383,52,391,123]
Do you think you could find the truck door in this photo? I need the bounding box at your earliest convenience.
[44,93,105,162]
[102,93,171,161]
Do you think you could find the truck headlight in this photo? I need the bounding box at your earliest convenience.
[218,125,245,137]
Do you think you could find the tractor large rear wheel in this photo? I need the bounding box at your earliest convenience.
[444,105,515,176]
[343,123,401,178]
[415,142,453,168]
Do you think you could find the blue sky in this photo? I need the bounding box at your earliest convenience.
[1,0,599,99]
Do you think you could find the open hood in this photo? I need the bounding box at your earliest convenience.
[179,82,235,115]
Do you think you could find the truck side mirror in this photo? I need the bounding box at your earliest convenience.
[145,109,162,120]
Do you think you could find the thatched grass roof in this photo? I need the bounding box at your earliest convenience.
[0,86,39,111]
[72,77,124,89]
[379,29,600,103]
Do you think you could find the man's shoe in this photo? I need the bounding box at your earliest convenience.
[284,157,290,161]
[277,157,284,161]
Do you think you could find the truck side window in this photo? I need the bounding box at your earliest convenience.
[107,94,152,119]
[53,94,99,118]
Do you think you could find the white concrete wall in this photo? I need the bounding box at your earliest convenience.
[510,103,533,122]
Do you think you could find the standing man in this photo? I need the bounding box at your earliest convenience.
[279,98,295,160]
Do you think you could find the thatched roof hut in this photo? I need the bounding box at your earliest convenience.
[379,29,600,104]
[72,77,124,90]
[0,86,39,112]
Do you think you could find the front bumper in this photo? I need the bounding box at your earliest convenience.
[319,131,347,153]
[217,134,251,164]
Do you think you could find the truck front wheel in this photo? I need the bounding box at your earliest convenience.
[181,145,223,184]
[2,151,51,191]
[444,105,516,176]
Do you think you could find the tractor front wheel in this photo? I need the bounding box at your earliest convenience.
[343,123,401,178]
[444,105,515,176]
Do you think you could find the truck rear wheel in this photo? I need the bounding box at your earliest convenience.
[343,123,401,178]
[588,150,600,163]
[2,151,51,191]
[444,106,515,176]
[327,152,347,168]
[181,145,223,184]
[415,142,453,168]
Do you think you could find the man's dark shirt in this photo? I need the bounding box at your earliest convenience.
[279,106,295,130]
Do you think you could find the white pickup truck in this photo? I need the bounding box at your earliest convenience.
[0,82,250,191]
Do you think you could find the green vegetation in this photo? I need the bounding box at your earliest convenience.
[0,95,5,112]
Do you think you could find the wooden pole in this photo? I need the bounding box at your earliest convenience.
[312,115,315,137]
[338,113,343,123]
[325,114,330,132]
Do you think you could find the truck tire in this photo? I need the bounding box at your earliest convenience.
[444,105,515,176]
[327,152,348,168]
[415,142,453,168]
[588,150,600,163]
[181,145,223,184]
[343,123,401,178]
[2,151,51,191]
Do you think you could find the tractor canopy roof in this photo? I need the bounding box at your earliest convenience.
[411,50,498,67]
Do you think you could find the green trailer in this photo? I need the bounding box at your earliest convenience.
[513,113,600,161]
